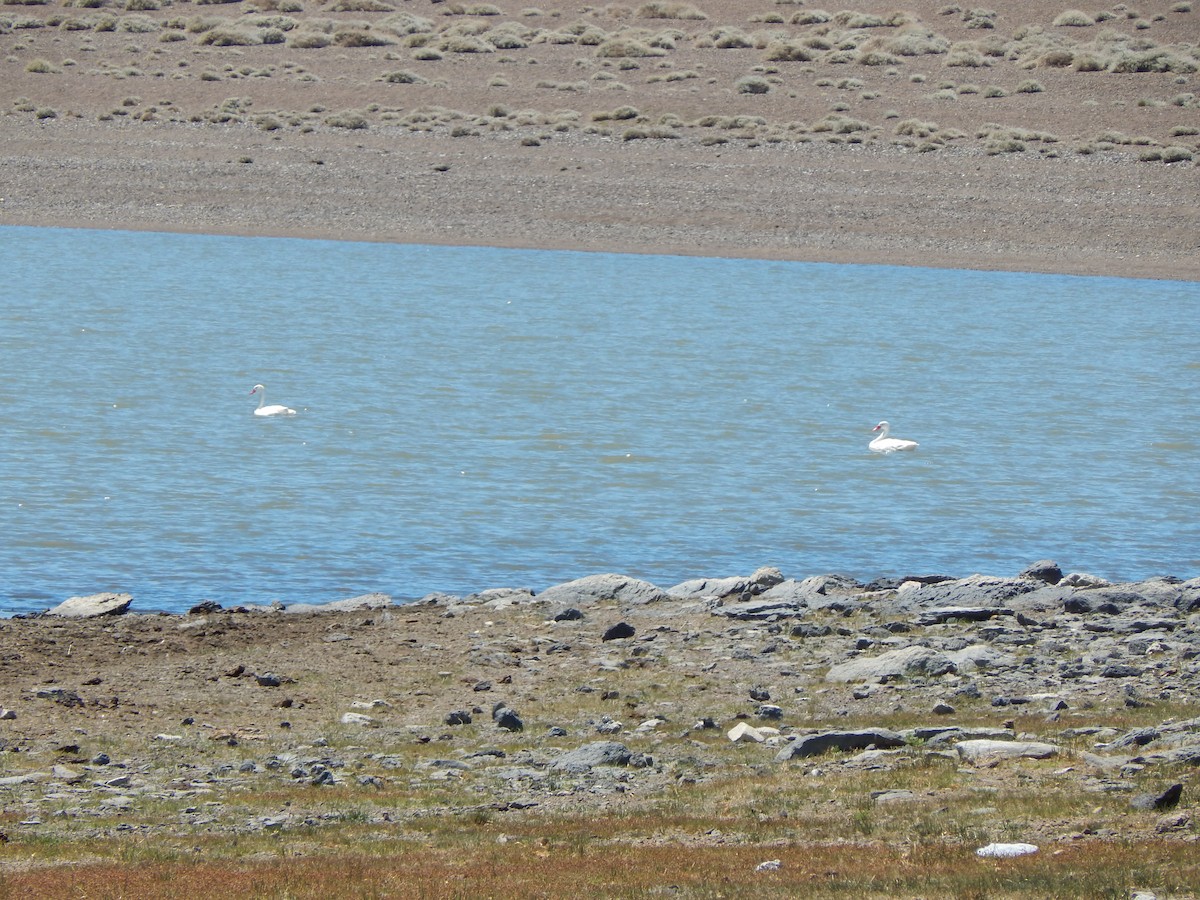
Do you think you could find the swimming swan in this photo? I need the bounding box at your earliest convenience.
[250,384,296,417]
[870,420,917,453]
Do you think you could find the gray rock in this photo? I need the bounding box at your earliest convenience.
[774,729,905,760]
[284,592,393,613]
[466,587,538,608]
[536,574,670,607]
[872,789,916,803]
[34,688,84,707]
[826,646,956,683]
[669,567,783,601]
[903,575,1040,609]
[551,741,632,773]
[955,739,1058,763]
[492,705,524,732]
[1063,588,1149,615]
[602,622,636,641]
[47,592,132,618]
[1130,783,1183,811]
[669,575,747,599]
[445,710,472,725]
[1019,560,1063,584]
[916,607,1013,626]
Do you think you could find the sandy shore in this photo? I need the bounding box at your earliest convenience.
[3,118,1198,281]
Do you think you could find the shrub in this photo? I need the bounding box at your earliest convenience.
[1053,10,1094,26]
[25,58,59,72]
[335,29,392,47]
[736,75,770,94]
[202,27,259,45]
[1040,49,1074,67]
[381,69,424,83]
[1161,145,1194,162]
[709,27,753,49]
[635,2,706,20]
[894,118,937,137]
[1015,79,1045,93]
[786,11,827,28]
[986,138,1025,153]
[595,38,665,58]
[289,31,330,48]
[325,111,369,129]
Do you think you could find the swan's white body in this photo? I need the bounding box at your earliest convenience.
[870,420,917,453]
[250,384,296,417]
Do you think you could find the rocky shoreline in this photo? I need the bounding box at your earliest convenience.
[2,560,1197,877]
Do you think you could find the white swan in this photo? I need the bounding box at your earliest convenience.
[870,420,918,453]
[250,384,296,417]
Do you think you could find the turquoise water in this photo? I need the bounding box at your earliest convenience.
[1,225,1196,614]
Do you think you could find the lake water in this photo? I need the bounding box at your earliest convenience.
[1,225,1197,616]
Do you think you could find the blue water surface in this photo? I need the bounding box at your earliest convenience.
[1,225,1196,614]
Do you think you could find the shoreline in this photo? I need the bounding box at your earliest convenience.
[4,121,1198,282]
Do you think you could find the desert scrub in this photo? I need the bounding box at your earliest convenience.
[25,57,60,72]
[335,28,392,47]
[1154,145,1195,162]
[635,2,705,20]
[1053,9,1094,27]
[325,111,369,129]
[1015,78,1045,93]
[329,0,393,9]
[201,27,259,45]
[705,27,753,49]
[813,113,871,134]
[622,124,679,140]
[590,104,639,121]
[736,75,770,94]
[595,36,665,58]
[764,39,814,62]
[380,11,432,36]
[380,69,424,83]
[894,118,938,138]
[289,30,330,48]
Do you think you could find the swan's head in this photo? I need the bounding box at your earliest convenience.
[872,421,889,433]
[250,384,265,395]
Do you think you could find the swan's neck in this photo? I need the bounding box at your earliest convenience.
[256,391,266,409]
[874,425,889,439]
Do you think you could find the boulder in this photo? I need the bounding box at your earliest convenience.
[826,646,956,683]
[550,741,632,773]
[774,729,905,760]
[903,575,1041,609]
[1063,589,1147,615]
[1019,560,1062,584]
[670,567,783,601]
[728,722,766,743]
[536,574,670,607]
[47,592,132,618]
[602,622,636,641]
[955,739,1058,763]
[285,592,393,613]
[1131,783,1183,811]
[916,607,1013,626]
[976,843,1038,858]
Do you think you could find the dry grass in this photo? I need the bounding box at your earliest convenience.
[0,599,1198,897]
[1,836,1196,898]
